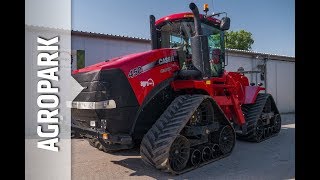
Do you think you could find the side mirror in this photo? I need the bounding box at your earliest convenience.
[220,17,230,31]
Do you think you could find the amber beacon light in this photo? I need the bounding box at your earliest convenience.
[203,3,209,14]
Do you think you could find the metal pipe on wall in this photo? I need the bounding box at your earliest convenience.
[263,54,270,93]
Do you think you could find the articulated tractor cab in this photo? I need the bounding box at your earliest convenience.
[71,3,281,174]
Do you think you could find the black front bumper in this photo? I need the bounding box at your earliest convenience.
[71,68,140,150]
[71,123,133,145]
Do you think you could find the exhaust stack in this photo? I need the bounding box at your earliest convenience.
[150,15,158,50]
[189,3,211,78]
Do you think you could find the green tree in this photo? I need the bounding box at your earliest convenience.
[225,30,254,50]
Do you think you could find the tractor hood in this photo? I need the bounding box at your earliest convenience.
[72,48,178,106]
[72,49,175,74]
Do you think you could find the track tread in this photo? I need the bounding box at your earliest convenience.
[237,93,281,142]
[140,95,206,173]
[140,94,235,174]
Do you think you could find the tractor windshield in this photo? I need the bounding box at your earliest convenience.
[159,20,225,77]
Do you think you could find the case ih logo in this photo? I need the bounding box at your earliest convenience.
[158,56,175,65]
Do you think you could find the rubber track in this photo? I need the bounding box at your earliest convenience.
[140,94,233,174]
[237,93,280,142]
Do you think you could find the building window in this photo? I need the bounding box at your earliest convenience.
[71,50,85,70]
[76,50,85,69]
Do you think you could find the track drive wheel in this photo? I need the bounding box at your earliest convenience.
[168,135,190,172]
[219,125,235,154]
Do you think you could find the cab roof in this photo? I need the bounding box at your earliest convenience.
[155,12,221,27]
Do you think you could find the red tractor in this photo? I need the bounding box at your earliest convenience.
[71,3,281,174]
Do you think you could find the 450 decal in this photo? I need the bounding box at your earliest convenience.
[128,55,177,78]
[128,66,143,78]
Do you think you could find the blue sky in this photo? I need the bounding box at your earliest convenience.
[72,0,295,56]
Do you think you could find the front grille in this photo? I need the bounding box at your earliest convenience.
[71,68,139,134]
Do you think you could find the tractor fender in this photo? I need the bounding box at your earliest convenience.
[243,86,265,104]
[206,96,234,127]
[130,77,176,138]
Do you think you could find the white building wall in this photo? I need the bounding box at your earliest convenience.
[267,60,295,113]
[225,56,252,72]
[72,36,151,66]
[266,60,278,104]
[225,55,253,82]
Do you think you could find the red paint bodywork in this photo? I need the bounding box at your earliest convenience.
[155,12,221,26]
[171,71,262,125]
[244,86,265,104]
[73,49,179,105]
[73,12,264,126]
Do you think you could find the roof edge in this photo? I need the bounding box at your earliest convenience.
[226,48,295,61]
[25,24,295,60]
